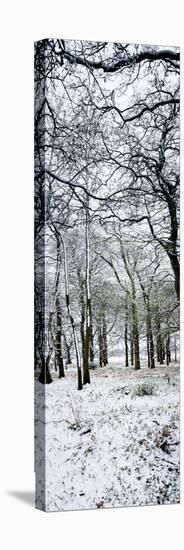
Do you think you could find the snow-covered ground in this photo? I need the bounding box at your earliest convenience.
[35,360,180,512]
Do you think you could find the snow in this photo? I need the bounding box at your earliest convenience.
[35,359,180,512]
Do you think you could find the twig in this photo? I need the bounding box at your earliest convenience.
[155,455,179,468]
[81,428,92,435]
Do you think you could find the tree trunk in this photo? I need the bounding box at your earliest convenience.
[89,300,95,363]
[80,289,85,365]
[55,295,65,378]
[62,236,82,390]
[102,309,108,365]
[162,340,166,361]
[54,355,57,371]
[166,334,171,365]
[155,301,163,364]
[146,324,151,368]
[83,318,90,383]
[169,254,180,302]
[119,244,140,368]
[147,296,155,369]
[159,341,164,365]
[166,199,180,301]
[39,353,53,384]
[168,338,171,363]
[63,333,72,365]
[83,206,91,385]
[98,318,103,367]
[125,301,129,367]
[139,281,154,369]
[130,331,134,366]
[132,290,140,370]
[67,347,72,365]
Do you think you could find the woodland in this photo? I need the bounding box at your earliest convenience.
[34,40,180,388]
[34,39,180,511]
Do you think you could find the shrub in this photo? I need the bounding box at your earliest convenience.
[134,382,155,396]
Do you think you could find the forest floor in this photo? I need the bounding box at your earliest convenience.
[35,359,180,512]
